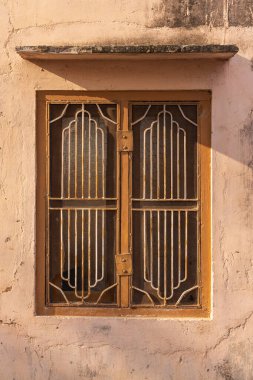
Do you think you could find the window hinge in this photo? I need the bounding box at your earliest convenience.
[117,131,133,152]
[115,253,132,275]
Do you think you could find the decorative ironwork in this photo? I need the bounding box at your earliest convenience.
[47,100,200,309]
[48,103,118,305]
[131,104,199,307]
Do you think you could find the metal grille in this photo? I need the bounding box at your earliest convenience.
[131,103,199,307]
[46,99,201,309]
[48,103,118,305]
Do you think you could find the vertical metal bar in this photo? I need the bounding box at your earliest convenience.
[157,118,160,199]
[120,100,131,307]
[68,127,71,198]
[101,129,105,198]
[157,211,160,295]
[170,211,174,297]
[150,126,153,199]
[177,127,180,199]
[95,123,98,198]
[116,104,120,306]
[178,211,181,283]
[81,104,84,198]
[75,117,78,198]
[88,116,91,198]
[88,209,91,293]
[143,210,147,282]
[101,210,105,280]
[74,209,78,297]
[67,209,70,281]
[143,129,147,199]
[183,131,187,199]
[196,209,200,305]
[60,209,63,278]
[61,129,66,198]
[182,211,188,281]
[170,120,173,199]
[150,210,153,287]
[60,210,68,281]
[81,209,84,299]
[95,209,98,285]
[164,211,167,305]
[163,106,166,199]
[90,209,98,288]
[46,103,50,304]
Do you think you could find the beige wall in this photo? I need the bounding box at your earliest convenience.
[0,1,253,379]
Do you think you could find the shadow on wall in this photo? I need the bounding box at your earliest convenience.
[28,53,253,226]
[29,53,253,171]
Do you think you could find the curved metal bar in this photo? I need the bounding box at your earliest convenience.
[96,104,117,125]
[131,105,151,126]
[49,282,69,304]
[95,283,117,304]
[178,105,198,127]
[175,285,199,306]
[50,103,69,124]
[132,286,155,306]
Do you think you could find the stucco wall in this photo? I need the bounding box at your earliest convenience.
[0,1,253,379]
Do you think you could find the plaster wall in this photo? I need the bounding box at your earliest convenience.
[0,1,253,379]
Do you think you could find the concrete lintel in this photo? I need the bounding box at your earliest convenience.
[16,44,239,61]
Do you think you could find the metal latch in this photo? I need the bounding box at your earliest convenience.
[115,253,132,275]
[117,131,133,152]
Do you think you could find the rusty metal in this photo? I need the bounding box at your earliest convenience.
[115,254,133,276]
[117,130,133,152]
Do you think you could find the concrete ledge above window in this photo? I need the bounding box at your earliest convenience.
[16,44,239,61]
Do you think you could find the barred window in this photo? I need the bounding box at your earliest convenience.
[36,91,211,317]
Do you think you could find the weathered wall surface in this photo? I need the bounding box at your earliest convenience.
[0,1,253,379]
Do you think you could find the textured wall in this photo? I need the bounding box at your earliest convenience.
[0,1,253,379]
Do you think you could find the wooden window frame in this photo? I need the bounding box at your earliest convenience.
[36,90,211,318]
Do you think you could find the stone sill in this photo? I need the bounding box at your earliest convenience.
[16,44,239,61]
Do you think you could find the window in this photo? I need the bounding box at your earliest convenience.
[36,91,211,317]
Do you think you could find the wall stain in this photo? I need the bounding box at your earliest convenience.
[80,365,98,379]
[228,0,253,26]
[215,360,235,380]
[1,285,12,293]
[92,325,111,335]
[150,0,253,28]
